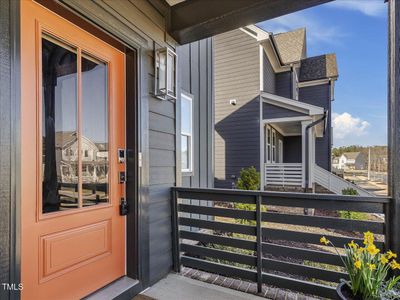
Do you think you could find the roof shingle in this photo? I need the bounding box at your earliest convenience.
[299,53,338,82]
[273,28,306,64]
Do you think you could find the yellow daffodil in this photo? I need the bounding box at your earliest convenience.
[348,240,358,249]
[320,236,329,245]
[381,255,389,265]
[363,231,374,245]
[354,260,362,269]
[387,250,397,259]
[367,244,380,256]
[367,263,376,271]
[391,260,400,270]
[357,247,365,254]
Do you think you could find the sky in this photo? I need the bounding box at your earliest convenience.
[258,0,388,147]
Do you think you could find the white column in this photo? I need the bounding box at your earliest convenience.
[260,95,265,191]
[301,120,312,189]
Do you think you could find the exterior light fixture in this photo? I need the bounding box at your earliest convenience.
[154,47,177,100]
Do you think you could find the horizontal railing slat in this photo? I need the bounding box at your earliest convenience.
[181,256,257,282]
[179,204,256,220]
[262,211,384,234]
[262,273,337,298]
[180,256,336,299]
[181,244,256,267]
[262,196,385,213]
[262,242,345,266]
[179,217,256,236]
[176,190,256,204]
[262,257,348,283]
[180,230,256,251]
[262,228,383,249]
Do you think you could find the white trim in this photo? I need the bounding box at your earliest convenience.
[260,40,291,73]
[263,116,312,124]
[259,45,264,91]
[261,91,324,116]
[259,95,265,191]
[298,78,333,88]
[181,93,193,173]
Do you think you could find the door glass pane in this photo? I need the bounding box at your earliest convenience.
[42,36,78,213]
[81,54,109,206]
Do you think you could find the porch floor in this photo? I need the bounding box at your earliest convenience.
[137,268,320,300]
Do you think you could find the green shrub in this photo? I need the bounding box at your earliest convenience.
[234,167,263,225]
[342,187,359,195]
[236,167,260,191]
[339,188,368,220]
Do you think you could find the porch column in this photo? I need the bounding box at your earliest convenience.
[260,96,265,191]
[388,0,400,254]
[301,120,312,189]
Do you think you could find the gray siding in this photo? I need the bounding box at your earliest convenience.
[263,52,275,93]
[0,1,11,298]
[177,39,214,225]
[263,103,306,119]
[283,136,302,163]
[299,84,332,171]
[178,40,214,189]
[214,29,260,188]
[276,71,292,98]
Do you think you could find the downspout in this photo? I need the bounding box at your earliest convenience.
[304,110,327,192]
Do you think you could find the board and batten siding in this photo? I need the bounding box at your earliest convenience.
[299,83,332,171]
[177,39,214,226]
[214,29,261,188]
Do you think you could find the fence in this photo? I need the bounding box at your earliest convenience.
[171,187,392,298]
[265,163,303,187]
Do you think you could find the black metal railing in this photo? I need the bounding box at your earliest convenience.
[171,187,392,299]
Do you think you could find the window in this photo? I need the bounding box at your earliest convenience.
[266,126,271,163]
[278,139,283,163]
[272,129,276,163]
[181,93,193,172]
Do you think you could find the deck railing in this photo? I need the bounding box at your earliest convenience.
[265,163,302,187]
[171,187,392,298]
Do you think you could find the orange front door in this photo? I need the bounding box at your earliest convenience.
[20,1,126,299]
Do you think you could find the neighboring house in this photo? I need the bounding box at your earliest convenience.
[334,152,366,170]
[214,26,340,192]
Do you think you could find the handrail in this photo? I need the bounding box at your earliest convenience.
[314,164,376,197]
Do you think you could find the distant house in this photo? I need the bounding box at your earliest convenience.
[333,152,366,170]
[214,26,338,191]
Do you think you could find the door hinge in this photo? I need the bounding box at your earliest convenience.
[138,152,142,168]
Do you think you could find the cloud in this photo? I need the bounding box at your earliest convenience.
[258,11,346,46]
[326,0,387,17]
[332,112,370,140]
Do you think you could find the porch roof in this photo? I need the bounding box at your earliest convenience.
[261,92,324,116]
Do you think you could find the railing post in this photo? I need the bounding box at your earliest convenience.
[171,188,181,273]
[256,194,263,294]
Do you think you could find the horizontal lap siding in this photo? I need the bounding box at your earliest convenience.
[0,1,11,299]
[214,29,260,188]
[299,84,331,171]
[263,52,275,94]
[263,103,306,119]
[276,71,292,98]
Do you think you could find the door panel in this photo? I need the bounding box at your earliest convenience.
[21,1,126,299]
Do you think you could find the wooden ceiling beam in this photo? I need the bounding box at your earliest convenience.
[169,0,332,44]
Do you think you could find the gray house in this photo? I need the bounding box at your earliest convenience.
[214,26,342,192]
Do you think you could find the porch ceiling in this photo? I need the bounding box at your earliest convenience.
[272,121,302,136]
[169,0,333,44]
